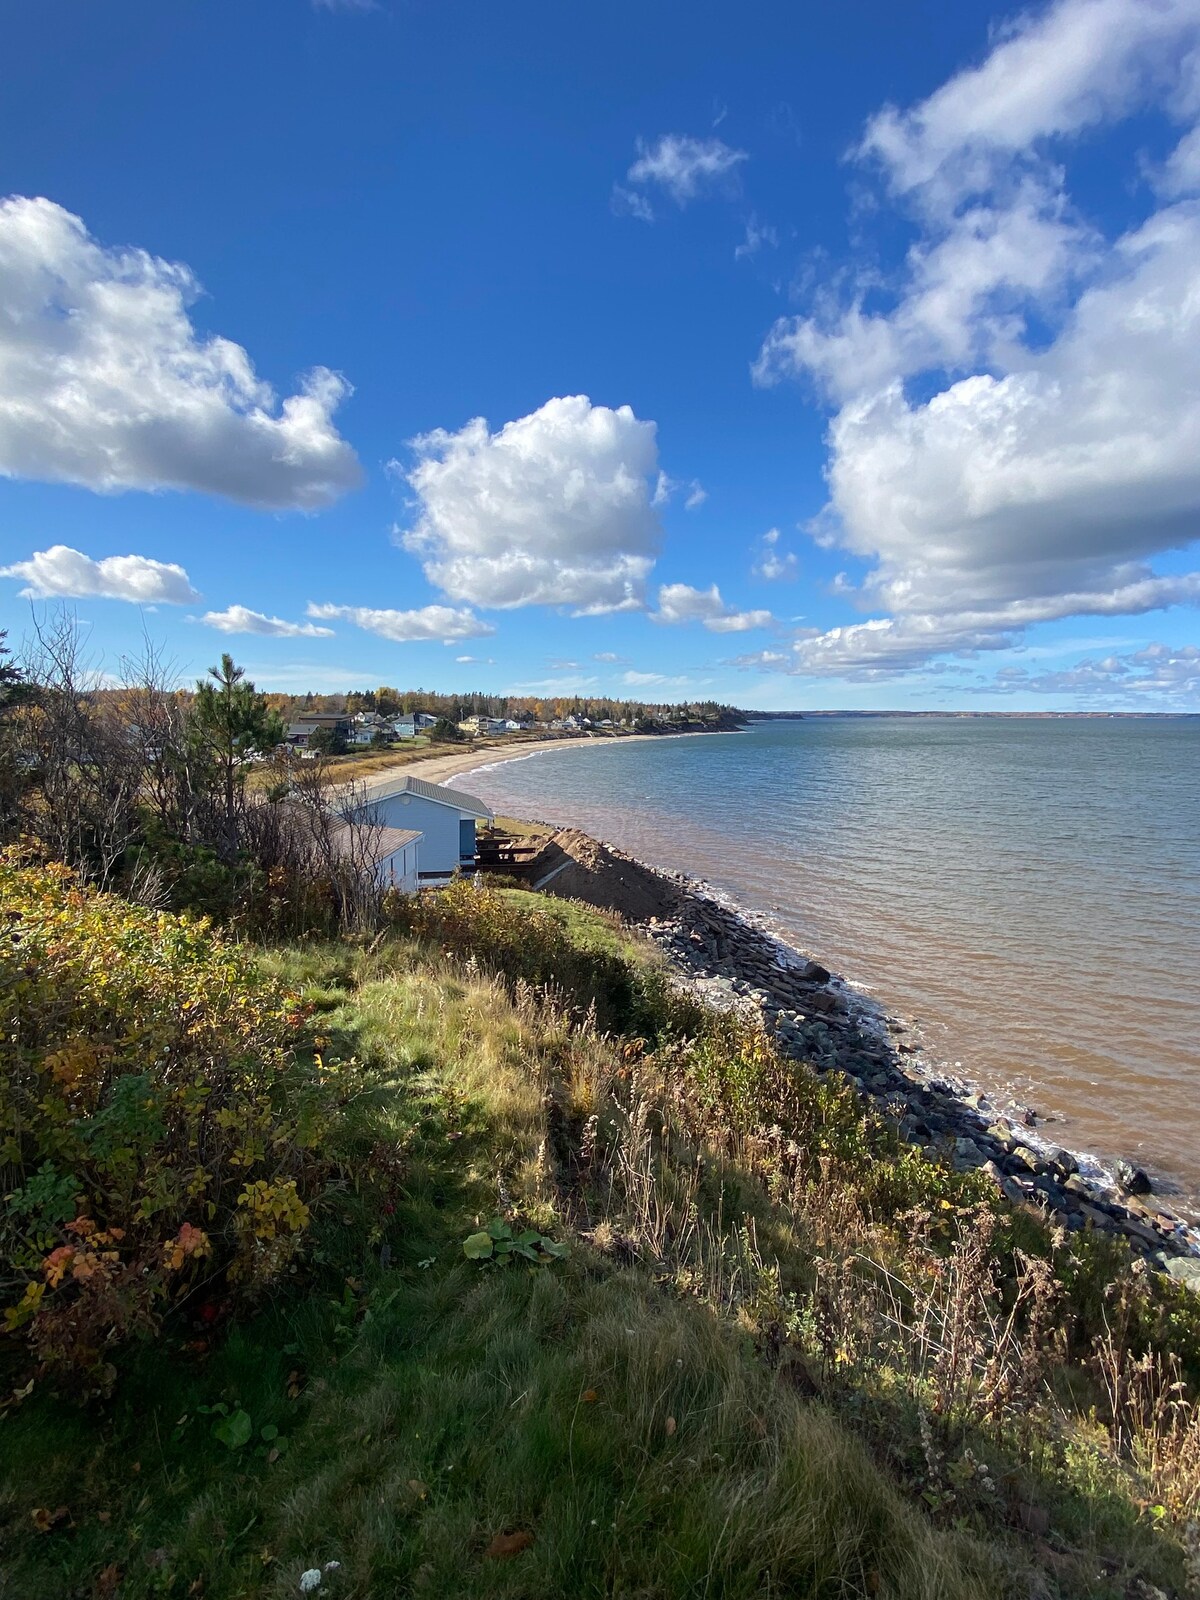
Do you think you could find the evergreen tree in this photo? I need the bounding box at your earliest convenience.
[189,654,283,850]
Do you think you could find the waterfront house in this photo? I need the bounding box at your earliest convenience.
[392,714,417,740]
[363,775,493,880]
[329,822,422,892]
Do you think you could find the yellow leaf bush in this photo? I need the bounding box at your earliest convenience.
[0,853,329,1390]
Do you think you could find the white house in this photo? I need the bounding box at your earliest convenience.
[329,822,422,892]
[361,775,493,880]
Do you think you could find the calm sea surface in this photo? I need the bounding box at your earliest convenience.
[456,718,1200,1210]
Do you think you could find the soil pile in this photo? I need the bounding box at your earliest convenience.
[539,828,683,923]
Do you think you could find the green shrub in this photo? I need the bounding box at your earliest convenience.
[0,852,337,1391]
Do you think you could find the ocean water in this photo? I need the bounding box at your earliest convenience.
[454,717,1200,1211]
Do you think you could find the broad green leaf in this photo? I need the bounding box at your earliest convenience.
[463,1231,493,1259]
[213,1408,253,1450]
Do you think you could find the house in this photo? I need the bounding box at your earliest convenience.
[348,714,393,747]
[392,715,417,740]
[361,775,494,880]
[286,713,351,749]
[329,823,422,893]
[456,714,507,737]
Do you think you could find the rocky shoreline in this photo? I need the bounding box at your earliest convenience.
[530,828,1200,1281]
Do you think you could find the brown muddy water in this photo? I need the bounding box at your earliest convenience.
[453,717,1200,1214]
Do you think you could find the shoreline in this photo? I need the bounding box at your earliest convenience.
[370,733,1200,1273]
[552,828,1200,1271]
[355,727,735,795]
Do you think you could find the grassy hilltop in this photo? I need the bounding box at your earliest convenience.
[4,858,1200,1598]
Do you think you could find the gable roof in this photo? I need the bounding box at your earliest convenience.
[367,773,493,819]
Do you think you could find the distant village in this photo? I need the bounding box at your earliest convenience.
[276,691,743,755]
[286,705,590,752]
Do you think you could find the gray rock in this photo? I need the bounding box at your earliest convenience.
[1048,1147,1079,1178]
[1161,1256,1200,1290]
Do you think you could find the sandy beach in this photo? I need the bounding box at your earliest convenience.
[355,731,699,795]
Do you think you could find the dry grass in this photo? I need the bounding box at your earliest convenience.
[3,897,1199,1597]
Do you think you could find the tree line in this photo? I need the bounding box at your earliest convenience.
[0,620,742,933]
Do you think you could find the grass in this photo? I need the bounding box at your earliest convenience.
[3,892,1199,1597]
[490,816,555,839]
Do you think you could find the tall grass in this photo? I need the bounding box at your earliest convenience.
[3,884,1200,1595]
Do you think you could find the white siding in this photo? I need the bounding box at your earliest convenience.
[376,838,419,893]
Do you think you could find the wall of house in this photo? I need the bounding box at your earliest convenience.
[371,794,476,878]
[376,839,418,894]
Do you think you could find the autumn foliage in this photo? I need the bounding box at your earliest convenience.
[0,852,329,1390]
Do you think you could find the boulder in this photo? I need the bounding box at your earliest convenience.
[1161,1256,1200,1291]
[1116,1160,1153,1196]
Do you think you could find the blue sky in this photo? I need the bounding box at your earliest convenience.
[1,0,1199,709]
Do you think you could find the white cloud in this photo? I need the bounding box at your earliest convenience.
[653,472,706,510]
[752,527,798,581]
[989,642,1200,703]
[307,603,495,643]
[513,674,600,692]
[1159,124,1200,196]
[593,650,626,663]
[611,186,656,223]
[655,581,773,633]
[624,134,748,209]
[621,669,694,688]
[455,653,494,664]
[396,395,662,613]
[0,543,198,604]
[201,605,333,638]
[735,214,778,260]
[858,0,1200,202]
[753,0,1200,679]
[756,178,1095,402]
[0,197,361,509]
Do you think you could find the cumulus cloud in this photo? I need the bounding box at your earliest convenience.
[655,581,773,633]
[0,196,361,509]
[201,605,334,638]
[306,602,494,643]
[396,395,662,614]
[622,134,747,213]
[858,0,1200,202]
[752,0,1200,679]
[0,543,198,604]
[752,528,798,581]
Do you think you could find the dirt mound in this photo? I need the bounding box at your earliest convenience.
[538,828,682,923]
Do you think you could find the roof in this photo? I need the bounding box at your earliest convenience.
[328,822,423,864]
[365,773,493,819]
